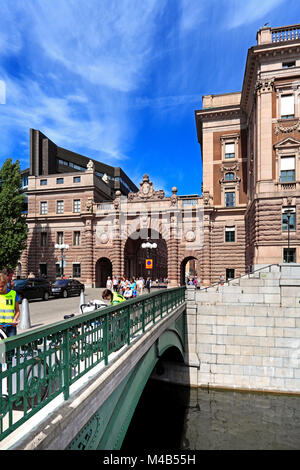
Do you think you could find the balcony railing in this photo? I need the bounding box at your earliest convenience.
[257,24,300,45]
[272,25,300,43]
[0,287,185,442]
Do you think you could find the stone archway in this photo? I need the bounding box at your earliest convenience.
[180,256,198,285]
[95,257,112,288]
[124,229,168,281]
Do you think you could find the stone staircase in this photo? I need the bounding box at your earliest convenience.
[196,264,300,307]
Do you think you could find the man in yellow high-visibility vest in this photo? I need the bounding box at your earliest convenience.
[0,273,20,337]
[102,289,125,305]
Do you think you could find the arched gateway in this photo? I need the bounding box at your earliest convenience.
[92,175,203,288]
[95,257,112,287]
[25,172,204,289]
[124,229,168,280]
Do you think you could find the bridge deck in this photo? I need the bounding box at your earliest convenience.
[0,287,186,447]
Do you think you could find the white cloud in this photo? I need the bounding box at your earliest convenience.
[135,94,202,110]
[25,0,166,92]
[224,0,286,29]
[0,0,172,164]
[179,0,205,33]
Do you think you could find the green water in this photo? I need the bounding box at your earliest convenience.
[122,379,300,450]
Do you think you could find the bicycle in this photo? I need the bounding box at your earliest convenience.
[0,325,58,411]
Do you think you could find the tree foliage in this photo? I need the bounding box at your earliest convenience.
[0,158,28,271]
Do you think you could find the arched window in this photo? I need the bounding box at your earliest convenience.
[225,172,235,181]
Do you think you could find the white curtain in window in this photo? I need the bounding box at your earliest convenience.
[225,143,235,154]
[282,206,296,214]
[225,226,235,232]
[281,95,294,116]
[280,156,295,170]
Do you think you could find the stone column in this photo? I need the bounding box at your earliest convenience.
[255,78,274,193]
[201,213,212,286]
[167,213,180,287]
[83,217,94,287]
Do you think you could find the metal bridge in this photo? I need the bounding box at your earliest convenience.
[0,287,186,450]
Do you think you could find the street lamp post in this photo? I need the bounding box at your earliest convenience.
[55,243,69,278]
[141,240,157,278]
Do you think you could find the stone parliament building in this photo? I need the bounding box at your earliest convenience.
[19,24,300,287]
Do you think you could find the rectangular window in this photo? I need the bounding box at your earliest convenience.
[22,176,28,188]
[73,199,81,213]
[40,179,47,186]
[39,263,47,277]
[73,231,81,246]
[225,226,235,242]
[56,178,64,184]
[281,94,294,119]
[57,200,64,214]
[56,231,64,244]
[73,176,81,183]
[225,143,235,159]
[280,156,295,182]
[40,201,47,215]
[41,232,48,247]
[226,269,235,281]
[282,207,296,231]
[182,199,198,206]
[283,248,296,263]
[225,192,235,207]
[73,263,81,278]
[282,61,295,68]
[56,263,62,278]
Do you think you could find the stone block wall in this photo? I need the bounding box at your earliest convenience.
[185,287,300,393]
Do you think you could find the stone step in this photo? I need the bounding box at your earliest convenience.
[259,272,281,280]
[217,286,243,294]
[240,286,281,295]
[239,278,265,287]
[280,279,300,286]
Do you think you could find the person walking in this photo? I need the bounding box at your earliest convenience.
[106,276,112,290]
[136,277,144,295]
[0,272,20,337]
[145,277,151,294]
[112,276,119,292]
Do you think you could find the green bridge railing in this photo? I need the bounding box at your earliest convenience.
[0,286,186,442]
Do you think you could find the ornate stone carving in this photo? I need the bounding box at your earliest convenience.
[219,163,241,184]
[274,119,300,135]
[113,190,121,209]
[170,187,178,206]
[127,174,165,201]
[99,232,109,244]
[87,160,95,171]
[255,78,274,94]
[185,230,196,242]
[202,190,212,206]
[86,198,94,212]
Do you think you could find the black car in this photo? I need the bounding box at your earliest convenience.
[51,279,85,298]
[13,278,52,302]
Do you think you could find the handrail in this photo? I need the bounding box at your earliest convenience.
[272,25,300,43]
[199,264,282,292]
[0,286,186,442]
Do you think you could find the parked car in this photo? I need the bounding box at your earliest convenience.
[13,278,52,302]
[51,279,85,298]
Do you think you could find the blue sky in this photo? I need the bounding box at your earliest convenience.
[0,0,299,196]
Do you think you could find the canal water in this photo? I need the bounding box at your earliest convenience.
[122,379,300,450]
